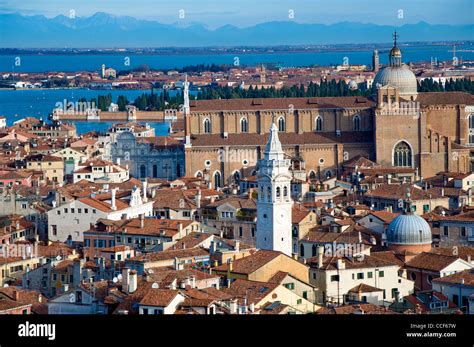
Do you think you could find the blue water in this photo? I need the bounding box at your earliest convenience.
[0,89,171,135]
[1,44,472,72]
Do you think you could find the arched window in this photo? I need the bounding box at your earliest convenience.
[300,244,305,257]
[325,170,333,179]
[267,186,271,201]
[353,115,361,131]
[213,171,221,189]
[278,117,285,132]
[203,118,211,134]
[469,114,474,144]
[259,185,264,200]
[233,171,240,184]
[312,244,317,257]
[240,117,248,133]
[276,186,281,198]
[140,164,147,178]
[284,186,288,197]
[309,171,317,180]
[195,171,203,178]
[152,164,158,178]
[393,141,412,167]
[315,116,323,132]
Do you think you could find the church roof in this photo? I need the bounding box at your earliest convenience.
[189,96,375,111]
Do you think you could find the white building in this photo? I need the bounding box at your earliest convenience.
[73,159,129,184]
[256,123,293,256]
[309,251,414,305]
[48,185,153,243]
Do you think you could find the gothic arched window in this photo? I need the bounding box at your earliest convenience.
[393,141,412,167]
[469,114,474,144]
[276,186,281,198]
[278,117,285,132]
[140,164,147,178]
[284,186,288,197]
[233,171,240,184]
[312,244,317,257]
[315,116,323,132]
[203,118,211,134]
[152,164,158,178]
[267,186,271,202]
[240,117,248,133]
[213,171,221,189]
[300,244,305,257]
[353,115,361,131]
[309,171,317,180]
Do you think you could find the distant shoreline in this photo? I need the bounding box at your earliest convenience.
[1,41,472,56]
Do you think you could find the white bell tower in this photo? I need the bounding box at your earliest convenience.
[256,123,293,256]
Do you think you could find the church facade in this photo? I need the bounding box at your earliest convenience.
[181,37,474,188]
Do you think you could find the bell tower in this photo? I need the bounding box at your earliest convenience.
[256,123,293,256]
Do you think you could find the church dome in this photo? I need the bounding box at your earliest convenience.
[386,213,432,246]
[372,32,418,98]
[372,64,417,96]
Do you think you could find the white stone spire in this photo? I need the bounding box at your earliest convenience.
[264,123,285,161]
[256,123,293,256]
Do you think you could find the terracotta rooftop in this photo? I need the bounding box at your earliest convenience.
[214,250,282,274]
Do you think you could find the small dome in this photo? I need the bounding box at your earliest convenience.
[372,64,417,97]
[390,46,402,57]
[348,80,358,90]
[386,213,432,246]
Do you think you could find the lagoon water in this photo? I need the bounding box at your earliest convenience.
[1,44,473,73]
[0,89,171,135]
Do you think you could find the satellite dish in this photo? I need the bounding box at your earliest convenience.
[3,284,9,288]
[117,274,122,280]
[151,283,159,289]
[56,255,62,261]
[112,277,118,283]
[148,269,154,274]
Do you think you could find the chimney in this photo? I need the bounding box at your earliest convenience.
[317,245,324,269]
[140,214,145,229]
[195,189,201,209]
[358,231,362,243]
[116,157,121,166]
[441,188,445,197]
[229,298,238,314]
[72,259,83,287]
[234,240,240,253]
[467,255,472,264]
[122,268,130,293]
[142,180,148,203]
[228,259,234,272]
[249,302,255,313]
[336,258,345,270]
[111,188,117,210]
[128,270,137,293]
[13,290,20,301]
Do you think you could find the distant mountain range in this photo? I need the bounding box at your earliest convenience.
[1,12,473,48]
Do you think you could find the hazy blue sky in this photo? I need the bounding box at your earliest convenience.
[1,0,472,28]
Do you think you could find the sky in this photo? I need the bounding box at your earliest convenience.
[0,0,472,28]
